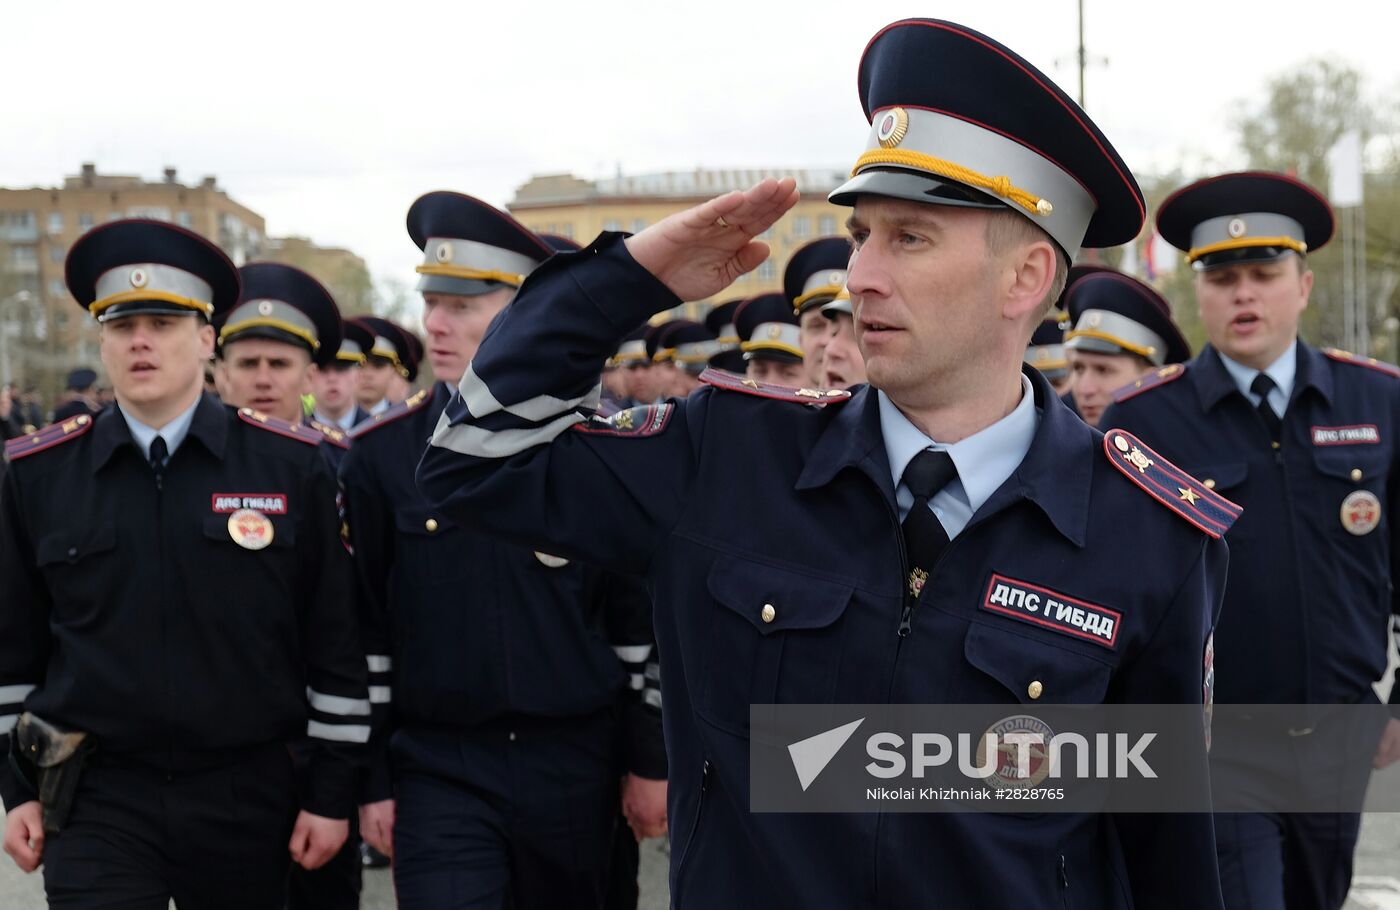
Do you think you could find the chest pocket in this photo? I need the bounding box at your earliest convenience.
[36,523,119,627]
[1311,448,1390,542]
[36,523,118,568]
[392,505,470,582]
[696,555,854,736]
[962,623,1113,705]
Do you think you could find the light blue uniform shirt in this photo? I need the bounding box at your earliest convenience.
[878,374,1039,538]
[1218,340,1296,420]
[119,395,200,462]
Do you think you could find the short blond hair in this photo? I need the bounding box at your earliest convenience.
[984,210,1070,323]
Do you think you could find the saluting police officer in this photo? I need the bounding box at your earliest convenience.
[1101,171,1400,910]
[419,19,1232,909]
[339,191,665,910]
[0,220,369,909]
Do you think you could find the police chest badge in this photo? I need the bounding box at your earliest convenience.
[228,509,274,550]
[1340,490,1381,536]
[976,715,1055,791]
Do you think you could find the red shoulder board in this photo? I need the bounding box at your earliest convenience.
[699,367,851,405]
[307,419,350,449]
[3,413,94,462]
[1101,429,1242,539]
[1323,347,1400,378]
[350,389,431,439]
[237,408,322,446]
[573,403,673,437]
[1113,362,1188,403]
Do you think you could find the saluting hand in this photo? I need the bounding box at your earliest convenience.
[3,801,44,872]
[624,178,800,302]
[288,810,349,870]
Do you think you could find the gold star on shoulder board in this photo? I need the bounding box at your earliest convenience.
[1178,487,1200,505]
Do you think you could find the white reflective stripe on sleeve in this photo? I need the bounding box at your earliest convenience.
[0,684,36,704]
[457,365,602,422]
[366,655,392,673]
[643,689,662,709]
[306,687,371,717]
[307,720,371,743]
[629,673,644,691]
[613,645,652,663]
[0,714,18,734]
[369,685,392,704]
[430,409,588,458]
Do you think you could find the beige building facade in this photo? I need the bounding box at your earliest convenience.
[508,168,850,319]
[0,164,266,396]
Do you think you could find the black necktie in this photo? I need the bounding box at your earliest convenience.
[901,449,958,587]
[149,435,169,479]
[1249,374,1282,442]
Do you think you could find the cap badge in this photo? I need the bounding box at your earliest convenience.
[1086,312,1102,328]
[828,271,844,285]
[876,107,910,149]
[767,325,782,340]
[129,268,148,289]
[436,242,454,263]
[257,300,274,316]
[1227,217,1247,238]
[1340,490,1381,536]
[228,509,274,551]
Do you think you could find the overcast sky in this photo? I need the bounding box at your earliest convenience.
[4,0,1398,301]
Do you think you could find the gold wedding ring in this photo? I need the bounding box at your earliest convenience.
[715,215,731,229]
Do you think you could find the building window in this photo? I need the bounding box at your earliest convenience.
[819,215,837,237]
[47,212,64,235]
[10,246,37,266]
[757,260,777,281]
[107,212,122,222]
[49,244,64,263]
[631,219,646,233]
[127,206,171,222]
[176,211,192,228]
[78,212,94,232]
[792,216,812,239]
[560,224,573,239]
[603,219,622,232]
[49,278,66,298]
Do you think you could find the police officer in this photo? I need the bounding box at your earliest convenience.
[1100,171,1400,910]
[733,292,806,386]
[352,317,417,417]
[51,368,100,422]
[784,236,851,386]
[813,289,867,391]
[601,325,648,416]
[1062,268,1191,427]
[1025,314,1071,395]
[419,19,1230,908]
[701,299,745,373]
[312,318,374,433]
[651,319,717,397]
[340,191,664,910]
[0,219,369,908]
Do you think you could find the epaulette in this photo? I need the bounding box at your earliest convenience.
[307,419,350,449]
[573,403,673,438]
[1323,347,1400,379]
[699,367,851,405]
[350,389,431,439]
[237,408,323,446]
[1101,429,1242,539]
[3,414,94,462]
[1113,362,1188,403]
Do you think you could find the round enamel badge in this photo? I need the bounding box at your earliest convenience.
[1340,490,1381,536]
[978,714,1054,790]
[876,107,909,148]
[228,509,275,550]
[436,241,454,263]
[1227,217,1247,238]
[534,551,569,568]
